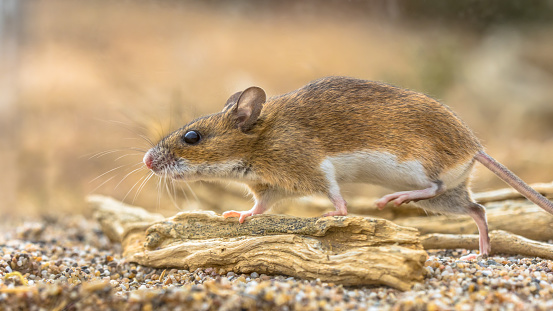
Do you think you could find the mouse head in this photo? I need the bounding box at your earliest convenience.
[143,87,266,181]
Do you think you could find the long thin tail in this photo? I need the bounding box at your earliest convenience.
[475,151,553,215]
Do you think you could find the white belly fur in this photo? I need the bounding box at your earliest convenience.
[321,151,431,191]
[320,151,473,193]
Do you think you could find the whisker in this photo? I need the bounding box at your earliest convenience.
[122,174,148,203]
[95,118,157,150]
[100,119,151,136]
[129,147,149,153]
[84,146,150,160]
[166,182,180,210]
[155,117,166,142]
[156,175,163,210]
[114,164,146,190]
[170,179,179,207]
[89,163,134,183]
[122,136,155,148]
[183,181,200,204]
[122,137,145,141]
[168,97,174,135]
[133,171,155,203]
[114,153,144,161]
[137,134,156,148]
[85,149,126,160]
[87,174,119,195]
[175,181,191,208]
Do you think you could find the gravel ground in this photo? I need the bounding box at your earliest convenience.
[1,215,553,311]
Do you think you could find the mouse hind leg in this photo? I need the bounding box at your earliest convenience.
[375,181,445,209]
[466,202,490,257]
[416,181,490,257]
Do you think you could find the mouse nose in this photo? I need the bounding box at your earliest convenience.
[143,150,154,169]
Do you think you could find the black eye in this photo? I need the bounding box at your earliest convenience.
[183,130,201,145]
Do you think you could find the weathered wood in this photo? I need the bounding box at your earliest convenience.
[88,195,165,242]
[422,230,553,259]
[472,181,553,203]
[88,195,427,291]
[395,202,553,241]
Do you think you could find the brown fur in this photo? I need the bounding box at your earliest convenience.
[156,76,482,196]
[146,76,553,256]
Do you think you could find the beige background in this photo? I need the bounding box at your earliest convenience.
[1,1,553,218]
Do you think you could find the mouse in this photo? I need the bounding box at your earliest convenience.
[143,76,553,258]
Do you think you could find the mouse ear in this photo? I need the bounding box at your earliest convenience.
[222,91,242,112]
[233,86,266,132]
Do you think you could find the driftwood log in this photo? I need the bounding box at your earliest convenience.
[472,181,553,203]
[422,230,553,260]
[89,195,165,242]
[395,202,553,241]
[88,180,553,290]
[88,195,428,291]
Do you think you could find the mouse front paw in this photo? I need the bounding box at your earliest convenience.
[222,210,254,224]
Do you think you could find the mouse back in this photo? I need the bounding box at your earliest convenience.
[258,77,482,179]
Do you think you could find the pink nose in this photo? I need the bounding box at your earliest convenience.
[143,151,154,169]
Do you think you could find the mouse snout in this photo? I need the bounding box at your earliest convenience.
[143,148,177,176]
[143,150,154,169]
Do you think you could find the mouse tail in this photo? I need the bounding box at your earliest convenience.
[475,151,553,215]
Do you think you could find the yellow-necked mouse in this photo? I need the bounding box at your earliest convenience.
[143,76,553,257]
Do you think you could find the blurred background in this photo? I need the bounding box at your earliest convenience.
[1,0,553,219]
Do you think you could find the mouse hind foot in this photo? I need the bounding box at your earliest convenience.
[375,181,445,210]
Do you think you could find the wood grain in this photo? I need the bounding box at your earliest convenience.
[89,195,427,291]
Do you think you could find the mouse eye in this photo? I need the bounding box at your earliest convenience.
[183,130,201,145]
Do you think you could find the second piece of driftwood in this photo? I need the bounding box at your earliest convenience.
[394,202,553,241]
[422,230,553,260]
[472,181,553,203]
[89,195,428,291]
